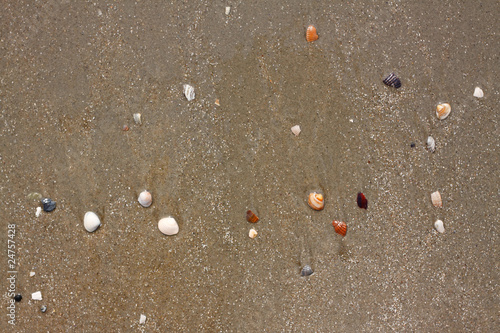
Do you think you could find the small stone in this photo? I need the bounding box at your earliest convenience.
[473,87,484,98]
[32,291,42,301]
[410,142,416,148]
[41,198,56,212]
[434,219,445,233]
[301,265,314,276]
[30,271,36,277]
[36,207,42,217]
[158,217,179,236]
[41,305,47,313]
[139,314,147,324]
[248,228,258,239]
[14,294,22,302]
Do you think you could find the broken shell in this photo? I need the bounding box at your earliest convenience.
[158,217,179,235]
[225,6,231,15]
[40,305,47,313]
[183,84,195,101]
[248,228,258,239]
[291,125,301,136]
[431,191,443,208]
[41,198,56,212]
[215,99,220,106]
[246,210,259,223]
[84,211,101,232]
[138,190,153,208]
[139,314,147,324]
[382,73,402,89]
[427,136,436,153]
[35,207,42,217]
[434,219,445,233]
[473,87,484,98]
[436,103,451,120]
[357,192,368,209]
[306,25,318,42]
[133,113,142,125]
[31,291,42,301]
[332,220,347,237]
[308,192,324,211]
[301,265,314,276]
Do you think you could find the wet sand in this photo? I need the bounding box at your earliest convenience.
[1,1,498,331]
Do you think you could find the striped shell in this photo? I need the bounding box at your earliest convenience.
[431,191,443,208]
[246,210,259,223]
[383,73,402,89]
[308,192,324,210]
[436,103,451,120]
[306,25,318,42]
[332,220,347,237]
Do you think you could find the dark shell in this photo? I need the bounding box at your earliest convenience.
[301,265,314,276]
[357,192,368,209]
[14,294,22,302]
[41,305,47,313]
[41,198,56,212]
[246,210,259,223]
[383,73,401,89]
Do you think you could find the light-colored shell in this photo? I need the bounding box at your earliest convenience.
[158,217,179,235]
[473,87,483,98]
[249,228,258,239]
[301,265,314,276]
[84,211,101,232]
[434,219,445,233]
[138,190,152,208]
[35,206,42,217]
[183,84,195,101]
[306,25,318,42]
[291,125,301,136]
[431,191,442,208]
[427,136,436,153]
[308,192,324,210]
[436,103,451,120]
[31,291,42,300]
[225,6,231,15]
[139,314,147,325]
[133,113,142,125]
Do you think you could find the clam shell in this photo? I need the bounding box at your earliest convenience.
[473,87,483,98]
[84,211,101,232]
[436,103,451,120]
[434,219,445,233]
[383,73,402,89]
[308,192,324,210]
[301,265,314,276]
[427,136,436,153]
[183,84,195,101]
[291,125,301,136]
[357,192,368,209]
[133,113,142,125]
[138,190,152,208]
[306,25,318,42]
[248,228,258,239]
[246,210,259,223]
[431,191,442,208]
[332,220,347,237]
[158,217,179,235]
[139,314,147,325]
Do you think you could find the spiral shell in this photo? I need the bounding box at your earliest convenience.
[306,25,318,42]
[138,190,152,208]
[308,192,324,210]
[431,191,442,208]
[383,73,402,89]
[436,103,451,120]
[332,220,347,237]
[246,210,259,223]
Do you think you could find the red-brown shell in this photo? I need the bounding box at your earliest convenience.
[306,25,318,42]
[332,220,347,237]
[246,210,259,223]
[357,192,368,209]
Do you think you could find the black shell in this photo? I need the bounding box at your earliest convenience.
[41,198,56,212]
[301,265,314,276]
[383,73,401,89]
[14,294,22,302]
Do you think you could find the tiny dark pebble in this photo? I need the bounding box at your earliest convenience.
[41,198,56,212]
[14,294,22,302]
[41,305,47,313]
[410,142,416,148]
[301,265,314,276]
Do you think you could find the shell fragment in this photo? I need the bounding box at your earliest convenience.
[183,84,195,101]
[427,136,436,153]
[473,87,484,98]
[434,219,445,233]
[32,291,42,301]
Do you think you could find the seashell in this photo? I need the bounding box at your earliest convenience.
[436,103,451,120]
[301,265,314,276]
[40,305,47,313]
[306,25,318,42]
[31,291,42,301]
[35,207,42,217]
[308,192,324,210]
[248,228,258,239]
[41,198,56,212]
[332,220,347,237]
[434,219,445,233]
[183,84,195,101]
[84,211,101,232]
[138,190,153,208]
[383,73,402,89]
[139,314,147,324]
[473,87,483,98]
[246,210,259,223]
[215,99,220,106]
[291,125,301,136]
[431,191,442,208]
[357,192,368,209]
[158,217,179,235]
[133,113,142,125]
[122,125,129,131]
[427,136,436,153]
[225,6,231,15]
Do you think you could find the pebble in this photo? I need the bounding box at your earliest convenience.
[32,291,42,301]
[410,142,416,148]
[301,265,314,276]
[473,87,484,98]
[41,305,47,313]
[434,219,445,233]
[36,207,42,217]
[158,217,179,235]
[14,294,22,302]
[139,314,147,324]
[41,198,56,212]
[84,212,101,232]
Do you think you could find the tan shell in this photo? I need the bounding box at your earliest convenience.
[436,103,451,120]
[431,191,443,208]
[306,25,318,42]
[246,210,259,223]
[249,228,258,239]
[291,125,301,136]
[308,192,324,210]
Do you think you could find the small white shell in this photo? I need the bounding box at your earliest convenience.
[138,190,152,208]
[225,6,231,15]
[436,103,451,120]
[133,113,142,125]
[35,206,42,217]
[291,125,301,136]
[183,84,195,101]
[473,87,483,98]
[31,291,42,301]
[158,217,179,235]
[249,228,258,239]
[431,191,443,208]
[84,211,101,232]
[30,271,36,277]
[434,219,445,233]
[139,314,147,324]
[427,136,436,153]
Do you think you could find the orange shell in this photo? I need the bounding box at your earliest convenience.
[332,220,347,237]
[308,192,324,210]
[246,210,259,223]
[306,25,318,42]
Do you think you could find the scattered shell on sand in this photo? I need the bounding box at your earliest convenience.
[183,84,195,101]
[133,113,142,125]
[41,305,47,313]
[158,217,179,236]
[84,211,101,232]
[301,265,314,276]
[434,219,445,233]
[306,25,318,42]
[31,291,42,301]
[357,192,368,209]
[215,99,220,106]
[248,228,258,239]
[35,207,42,217]
[139,314,147,324]
[332,220,347,237]
[138,190,152,208]
[246,210,259,223]
[30,272,36,277]
[431,191,443,208]
[41,198,56,212]
[225,6,231,15]
[383,73,402,89]
[291,125,301,136]
[308,192,324,211]
[427,136,436,153]
[473,87,484,98]
[436,103,451,120]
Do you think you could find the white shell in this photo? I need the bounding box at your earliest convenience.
[138,190,152,208]
[133,113,142,125]
[427,136,436,153]
[431,191,443,208]
[30,271,36,277]
[473,87,484,98]
[436,103,451,120]
[249,228,258,239]
[291,125,301,136]
[158,217,179,235]
[225,6,231,15]
[31,291,42,300]
[183,84,195,101]
[84,211,101,232]
[434,219,445,233]
[36,206,42,217]
[139,314,147,324]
